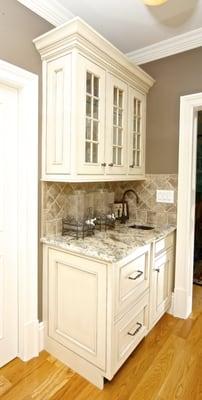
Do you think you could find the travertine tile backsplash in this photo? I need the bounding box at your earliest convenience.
[42,174,177,236]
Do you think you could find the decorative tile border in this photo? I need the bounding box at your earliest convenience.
[41,174,178,236]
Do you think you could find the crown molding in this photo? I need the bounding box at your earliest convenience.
[17,0,74,26]
[127,27,202,65]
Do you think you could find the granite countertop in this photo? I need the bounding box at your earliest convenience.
[41,221,176,263]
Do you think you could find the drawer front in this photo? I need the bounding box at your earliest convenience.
[154,232,175,258]
[115,244,150,317]
[114,293,149,372]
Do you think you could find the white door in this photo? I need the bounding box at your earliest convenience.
[0,83,18,366]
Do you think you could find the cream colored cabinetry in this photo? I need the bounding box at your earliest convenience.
[45,55,72,175]
[43,232,175,389]
[150,233,175,329]
[128,87,146,176]
[105,74,128,175]
[34,17,154,182]
[43,243,151,389]
[76,56,106,175]
[48,248,107,370]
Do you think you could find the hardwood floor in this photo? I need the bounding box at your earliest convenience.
[1,286,202,400]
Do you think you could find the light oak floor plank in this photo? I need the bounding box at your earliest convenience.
[0,285,201,400]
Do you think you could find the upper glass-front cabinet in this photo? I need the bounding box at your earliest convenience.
[85,72,100,164]
[128,87,146,176]
[106,75,127,175]
[77,56,106,175]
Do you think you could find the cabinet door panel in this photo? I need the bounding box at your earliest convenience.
[45,55,71,175]
[77,56,106,175]
[150,249,174,327]
[106,75,127,175]
[128,87,146,176]
[48,248,107,370]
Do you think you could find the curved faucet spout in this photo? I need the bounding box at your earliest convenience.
[120,189,139,223]
[122,189,139,205]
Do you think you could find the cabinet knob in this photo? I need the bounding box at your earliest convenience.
[155,268,160,273]
[108,163,114,167]
[129,164,134,168]
[101,162,106,167]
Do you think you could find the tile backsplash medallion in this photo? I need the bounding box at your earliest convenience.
[42,174,178,236]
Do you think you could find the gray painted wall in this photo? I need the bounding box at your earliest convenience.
[0,0,53,320]
[142,47,202,174]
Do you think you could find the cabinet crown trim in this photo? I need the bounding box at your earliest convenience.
[34,17,154,92]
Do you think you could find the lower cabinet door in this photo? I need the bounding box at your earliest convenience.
[150,249,174,326]
[48,248,107,370]
[114,293,149,372]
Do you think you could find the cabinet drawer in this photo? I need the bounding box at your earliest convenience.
[115,244,150,317]
[114,293,149,372]
[154,232,174,258]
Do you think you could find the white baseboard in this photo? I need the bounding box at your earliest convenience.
[38,321,45,352]
[19,319,40,361]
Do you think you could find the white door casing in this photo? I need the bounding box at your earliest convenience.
[0,84,18,366]
[0,59,39,362]
[174,93,202,319]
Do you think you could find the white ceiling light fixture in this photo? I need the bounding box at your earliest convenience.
[143,0,168,5]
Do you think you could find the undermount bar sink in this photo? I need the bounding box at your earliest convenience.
[129,224,154,230]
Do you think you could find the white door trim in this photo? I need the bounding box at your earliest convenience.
[174,92,202,319]
[0,59,39,361]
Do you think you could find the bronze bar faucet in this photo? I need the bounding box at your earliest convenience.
[120,189,139,223]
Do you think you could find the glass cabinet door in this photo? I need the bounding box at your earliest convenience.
[128,87,146,176]
[106,75,127,175]
[85,72,100,164]
[77,56,106,175]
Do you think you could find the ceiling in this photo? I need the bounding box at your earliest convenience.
[18,0,202,63]
[55,0,202,53]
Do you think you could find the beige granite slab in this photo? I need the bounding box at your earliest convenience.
[41,222,176,263]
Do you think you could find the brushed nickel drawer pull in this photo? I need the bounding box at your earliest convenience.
[128,322,142,336]
[128,270,143,280]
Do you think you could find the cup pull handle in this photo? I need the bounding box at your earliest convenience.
[128,322,142,336]
[128,270,143,280]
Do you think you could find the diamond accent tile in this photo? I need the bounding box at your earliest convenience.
[41,174,178,236]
